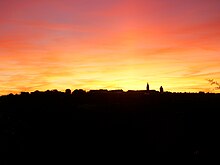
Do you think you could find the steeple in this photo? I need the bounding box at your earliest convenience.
[160,86,164,93]
[146,83,149,92]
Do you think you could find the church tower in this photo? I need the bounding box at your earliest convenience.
[160,86,164,93]
[146,83,149,92]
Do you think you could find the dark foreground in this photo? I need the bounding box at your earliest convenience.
[0,91,219,164]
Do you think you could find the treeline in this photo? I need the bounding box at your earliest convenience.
[0,90,219,163]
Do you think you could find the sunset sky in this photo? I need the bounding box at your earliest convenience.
[1,0,220,95]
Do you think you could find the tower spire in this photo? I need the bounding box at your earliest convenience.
[146,83,149,91]
[160,86,164,93]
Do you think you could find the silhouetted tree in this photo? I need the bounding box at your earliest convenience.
[65,89,71,95]
[72,89,86,95]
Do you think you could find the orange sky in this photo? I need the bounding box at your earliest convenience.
[1,0,220,95]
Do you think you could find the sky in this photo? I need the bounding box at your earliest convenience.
[1,0,220,95]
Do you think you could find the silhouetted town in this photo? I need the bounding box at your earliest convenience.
[0,82,213,97]
[0,83,220,164]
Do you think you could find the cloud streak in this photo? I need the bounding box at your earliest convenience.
[1,0,220,94]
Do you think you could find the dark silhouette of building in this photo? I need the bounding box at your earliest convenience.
[146,83,160,94]
[146,83,149,92]
[160,86,164,93]
[1,86,220,164]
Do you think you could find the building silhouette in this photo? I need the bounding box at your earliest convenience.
[146,83,163,94]
[160,86,164,93]
[146,83,149,92]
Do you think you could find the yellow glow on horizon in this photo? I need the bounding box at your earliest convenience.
[1,0,220,95]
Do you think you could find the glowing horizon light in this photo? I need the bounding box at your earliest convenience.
[1,0,220,95]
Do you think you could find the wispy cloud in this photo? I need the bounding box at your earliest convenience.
[1,0,220,94]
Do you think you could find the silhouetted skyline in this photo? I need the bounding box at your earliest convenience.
[1,82,220,163]
[1,82,217,97]
[1,79,220,164]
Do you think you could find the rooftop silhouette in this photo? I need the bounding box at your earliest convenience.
[0,83,219,164]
